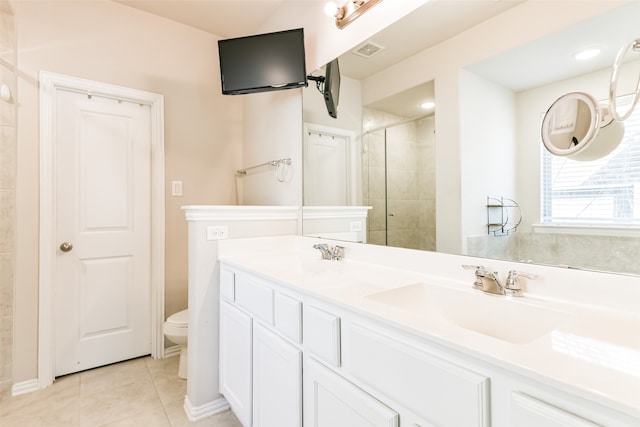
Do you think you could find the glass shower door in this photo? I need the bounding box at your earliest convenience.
[363,117,436,250]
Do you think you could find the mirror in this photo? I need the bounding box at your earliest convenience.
[302,1,640,276]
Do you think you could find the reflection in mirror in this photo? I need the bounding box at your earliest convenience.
[543,93,600,155]
[302,1,640,276]
[303,61,370,243]
[361,81,436,250]
[541,91,624,161]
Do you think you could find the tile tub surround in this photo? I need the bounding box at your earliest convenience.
[0,0,17,396]
[467,231,640,275]
[218,235,640,420]
[0,356,242,427]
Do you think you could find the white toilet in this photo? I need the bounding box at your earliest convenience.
[164,309,189,379]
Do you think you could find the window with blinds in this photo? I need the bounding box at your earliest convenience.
[541,94,640,225]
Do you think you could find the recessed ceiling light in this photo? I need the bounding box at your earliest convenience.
[573,48,601,61]
[420,101,435,109]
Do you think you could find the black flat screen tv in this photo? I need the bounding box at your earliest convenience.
[218,28,307,95]
[323,58,340,118]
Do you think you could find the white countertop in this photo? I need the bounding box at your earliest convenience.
[218,235,640,419]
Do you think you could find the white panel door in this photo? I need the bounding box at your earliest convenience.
[304,131,348,206]
[55,90,152,376]
[304,357,398,427]
[253,322,302,427]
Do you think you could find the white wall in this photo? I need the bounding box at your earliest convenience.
[240,89,302,206]
[15,0,242,382]
[460,70,516,245]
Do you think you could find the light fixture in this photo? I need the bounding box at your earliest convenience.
[326,0,384,29]
[420,101,435,110]
[573,47,601,61]
[324,2,343,19]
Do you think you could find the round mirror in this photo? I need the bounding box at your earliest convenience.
[541,91,624,161]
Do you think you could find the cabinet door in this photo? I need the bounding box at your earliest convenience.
[304,358,398,427]
[220,265,235,301]
[253,322,302,427]
[220,301,252,427]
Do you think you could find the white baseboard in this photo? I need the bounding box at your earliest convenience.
[12,379,40,396]
[184,395,230,422]
[164,344,181,358]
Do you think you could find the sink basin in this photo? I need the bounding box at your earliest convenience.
[366,283,573,344]
[250,252,422,291]
[252,252,335,277]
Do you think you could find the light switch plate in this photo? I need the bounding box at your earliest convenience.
[207,226,228,240]
[171,180,183,196]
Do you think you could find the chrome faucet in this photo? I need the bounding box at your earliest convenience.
[332,245,345,261]
[462,265,538,297]
[463,265,504,295]
[504,270,538,297]
[313,243,345,261]
[313,243,333,259]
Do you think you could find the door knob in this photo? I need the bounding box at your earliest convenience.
[59,242,73,252]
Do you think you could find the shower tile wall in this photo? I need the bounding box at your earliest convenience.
[386,121,420,248]
[416,116,436,250]
[363,127,387,245]
[363,108,436,250]
[0,0,16,396]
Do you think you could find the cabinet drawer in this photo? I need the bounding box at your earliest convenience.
[275,293,302,344]
[345,322,490,427]
[220,266,235,301]
[511,392,602,427]
[304,305,340,367]
[236,274,274,325]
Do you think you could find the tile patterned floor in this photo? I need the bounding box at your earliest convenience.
[0,356,243,427]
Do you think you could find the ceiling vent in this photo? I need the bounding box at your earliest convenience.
[352,41,385,59]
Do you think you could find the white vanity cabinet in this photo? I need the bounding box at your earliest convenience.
[219,266,303,427]
[219,262,638,427]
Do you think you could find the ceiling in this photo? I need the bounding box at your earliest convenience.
[114,0,524,80]
[112,1,638,119]
[467,1,640,93]
[337,0,525,81]
[113,0,525,119]
[114,0,289,39]
[355,1,639,118]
